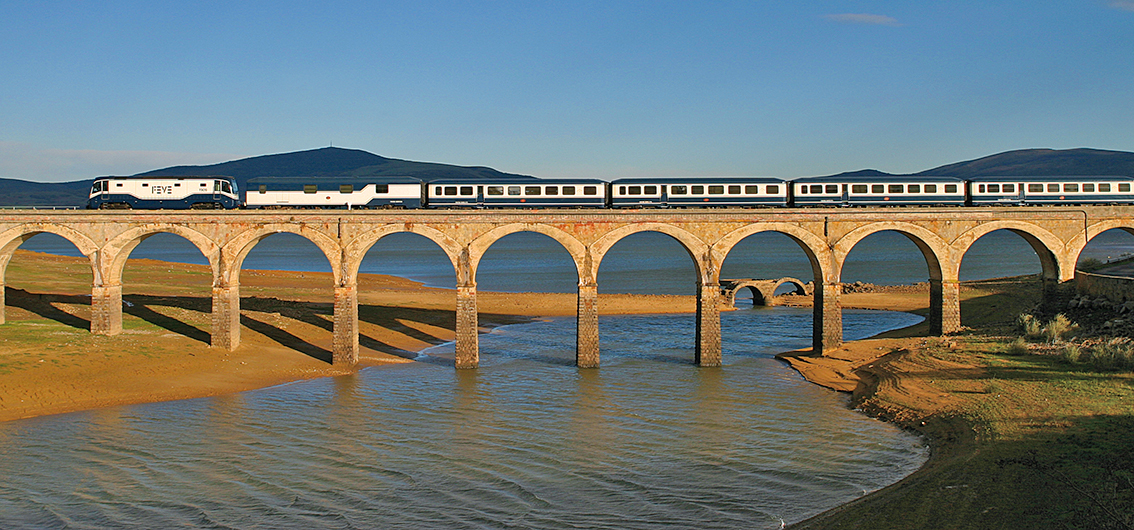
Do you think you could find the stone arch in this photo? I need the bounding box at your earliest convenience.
[100,225,220,285]
[342,224,462,285]
[833,222,952,282]
[0,223,99,278]
[590,223,711,282]
[953,220,1069,282]
[1068,220,1134,273]
[712,223,831,283]
[467,223,587,284]
[219,224,342,286]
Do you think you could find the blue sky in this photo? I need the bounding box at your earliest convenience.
[2,1,1132,182]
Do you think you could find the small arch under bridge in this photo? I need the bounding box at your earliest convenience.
[721,278,812,307]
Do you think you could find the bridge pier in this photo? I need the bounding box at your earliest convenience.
[211,284,241,350]
[696,281,722,366]
[577,281,600,368]
[333,284,359,365]
[0,279,5,325]
[91,283,123,335]
[814,282,842,352]
[455,283,479,369]
[930,279,962,335]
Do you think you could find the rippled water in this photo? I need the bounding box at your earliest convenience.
[0,309,926,529]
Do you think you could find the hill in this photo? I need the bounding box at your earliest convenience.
[135,147,535,189]
[822,148,1134,179]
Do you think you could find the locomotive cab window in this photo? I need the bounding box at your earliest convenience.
[375,184,389,194]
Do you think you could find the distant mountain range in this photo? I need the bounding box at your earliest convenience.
[3,146,1134,207]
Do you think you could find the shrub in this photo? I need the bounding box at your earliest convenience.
[1004,337,1030,355]
[1077,257,1106,272]
[1061,343,1084,364]
[1062,338,1134,371]
[1017,314,1042,340]
[1042,314,1078,344]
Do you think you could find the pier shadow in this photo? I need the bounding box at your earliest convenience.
[239,312,332,363]
[121,294,211,344]
[4,288,90,330]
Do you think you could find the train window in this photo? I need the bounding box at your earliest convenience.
[174,183,180,187]
[508,186,521,195]
[692,185,705,194]
[459,186,474,195]
[487,186,504,195]
[797,186,807,195]
[546,186,559,195]
[583,186,597,195]
[728,185,741,194]
[441,186,455,196]
[709,185,724,194]
[304,185,318,194]
[908,184,921,193]
[1083,183,1095,192]
[988,184,1000,193]
[1064,183,1079,192]
[525,186,542,195]
[628,186,642,195]
[117,183,124,187]
[1121,183,1131,192]
[434,186,442,195]
[825,184,838,194]
[851,184,868,194]
[945,184,958,193]
[888,184,903,193]
[562,186,576,195]
[766,185,779,194]
[671,185,687,195]
[618,186,626,195]
[925,184,937,193]
[142,183,148,187]
[375,184,389,193]
[644,186,658,195]
[1028,184,1044,192]
[1003,184,1015,193]
[809,185,823,194]
[978,184,986,193]
[1047,184,1059,192]
[745,185,759,194]
[340,185,353,194]
[222,182,232,193]
[1099,183,1111,192]
[872,184,885,193]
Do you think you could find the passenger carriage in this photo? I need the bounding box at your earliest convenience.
[608,177,788,208]
[243,177,424,209]
[790,176,966,207]
[87,176,240,209]
[425,178,607,208]
[967,175,1134,206]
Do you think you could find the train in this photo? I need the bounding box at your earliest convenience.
[86,174,1134,210]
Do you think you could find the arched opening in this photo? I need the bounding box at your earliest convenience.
[2,232,93,330]
[1077,228,1134,273]
[957,226,1062,329]
[596,231,700,364]
[838,230,937,339]
[718,231,822,358]
[472,231,580,366]
[235,233,336,362]
[118,233,214,344]
[353,232,463,363]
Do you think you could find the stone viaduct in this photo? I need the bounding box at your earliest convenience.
[1,207,1130,369]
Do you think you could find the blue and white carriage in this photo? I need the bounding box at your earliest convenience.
[87,176,240,209]
[967,175,1134,205]
[608,177,787,208]
[425,178,607,208]
[790,175,967,207]
[243,176,424,209]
